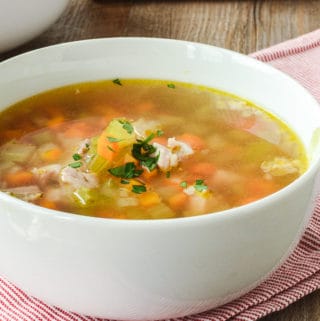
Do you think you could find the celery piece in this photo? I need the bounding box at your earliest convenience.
[73,187,100,207]
[0,141,36,163]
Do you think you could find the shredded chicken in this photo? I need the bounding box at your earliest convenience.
[60,166,99,189]
[3,185,42,202]
[32,164,62,186]
[133,118,162,139]
[152,138,194,172]
[261,157,302,176]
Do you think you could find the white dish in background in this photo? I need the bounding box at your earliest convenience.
[0,38,320,320]
[0,0,69,53]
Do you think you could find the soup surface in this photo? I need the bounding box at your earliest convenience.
[0,79,307,219]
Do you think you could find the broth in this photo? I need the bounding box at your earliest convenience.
[0,79,307,219]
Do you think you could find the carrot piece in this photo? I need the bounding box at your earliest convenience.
[97,133,119,161]
[139,191,161,207]
[47,116,65,127]
[190,162,216,177]
[177,133,206,150]
[5,171,34,187]
[135,101,155,113]
[141,168,158,181]
[40,147,63,163]
[168,192,188,211]
[38,199,58,210]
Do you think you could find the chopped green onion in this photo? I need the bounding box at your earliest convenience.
[180,181,188,188]
[72,153,81,161]
[107,145,116,152]
[112,78,122,86]
[118,120,134,134]
[167,83,176,89]
[132,185,146,194]
[194,179,208,192]
[107,136,122,143]
[108,162,143,179]
[157,129,164,137]
[69,161,83,168]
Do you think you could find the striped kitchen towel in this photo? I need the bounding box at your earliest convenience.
[1,29,320,321]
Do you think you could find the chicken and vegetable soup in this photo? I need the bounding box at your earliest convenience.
[0,79,307,219]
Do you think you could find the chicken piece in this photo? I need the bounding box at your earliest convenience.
[76,138,91,156]
[152,142,178,172]
[60,166,99,189]
[133,118,162,139]
[3,185,42,202]
[261,157,302,176]
[152,138,194,172]
[32,164,62,186]
[167,137,194,159]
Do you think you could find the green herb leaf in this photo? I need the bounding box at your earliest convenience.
[118,120,134,134]
[141,154,159,172]
[180,181,188,188]
[107,136,122,143]
[120,179,130,184]
[112,78,122,86]
[108,162,143,179]
[69,161,83,168]
[72,153,81,161]
[157,129,164,137]
[167,83,176,89]
[132,185,146,194]
[166,171,171,178]
[194,179,208,192]
[107,145,116,152]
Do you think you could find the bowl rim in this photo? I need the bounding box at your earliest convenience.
[1,36,320,226]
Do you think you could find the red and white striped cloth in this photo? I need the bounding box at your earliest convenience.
[1,29,320,321]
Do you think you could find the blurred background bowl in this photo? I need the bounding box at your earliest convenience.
[0,0,69,53]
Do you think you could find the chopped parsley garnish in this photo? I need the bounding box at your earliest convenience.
[166,171,171,178]
[132,133,159,171]
[132,185,147,194]
[194,179,208,192]
[112,78,122,86]
[72,153,81,161]
[156,129,164,137]
[120,179,130,184]
[68,161,83,168]
[107,145,116,152]
[107,136,122,143]
[108,162,143,179]
[167,83,176,89]
[118,120,134,134]
[180,181,188,188]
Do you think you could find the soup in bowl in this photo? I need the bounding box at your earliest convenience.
[0,38,319,320]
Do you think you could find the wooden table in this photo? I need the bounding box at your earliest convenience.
[1,1,319,320]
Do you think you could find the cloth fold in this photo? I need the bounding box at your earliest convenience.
[1,29,320,321]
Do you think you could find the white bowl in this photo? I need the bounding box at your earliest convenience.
[0,0,69,53]
[0,38,320,320]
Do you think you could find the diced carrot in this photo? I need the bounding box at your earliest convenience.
[190,162,216,178]
[40,147,63,163]
[5,171,34,186]
[168,192,188,211]
[64,122,94,138]
[139,191,161,207]
[38,199,58,210]
[47,116,65,128]
[152,136,167,145]
[135,101,155,113]
[177,133,206,150]
[246,178,278,199]
[141,168,158,181]
[97,133,119,161]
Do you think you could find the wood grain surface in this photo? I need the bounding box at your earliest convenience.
[1,1,320,320]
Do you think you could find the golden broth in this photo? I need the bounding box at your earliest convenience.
[0,79,307,219]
